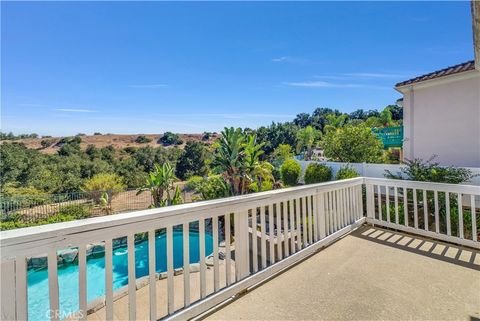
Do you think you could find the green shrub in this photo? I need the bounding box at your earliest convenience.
[280,159,301,186]
[192,175,231,200]
[159,132,183,146]
[83,173,125,204]
[304,163,332,184]
[185,176,204,191]
[249,180,273,193]
[135,135,152,144]
[336,166,359,180]
[56,204,91,219]
[0,204,92,231]
[385,156,475,184]
[40,139,54,149]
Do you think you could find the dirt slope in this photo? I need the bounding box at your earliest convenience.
[3,133,219,154]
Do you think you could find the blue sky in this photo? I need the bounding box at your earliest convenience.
[1,1,475,136]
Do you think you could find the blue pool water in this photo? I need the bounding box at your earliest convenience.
[27,230,214,321]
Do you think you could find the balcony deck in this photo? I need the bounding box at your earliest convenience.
[2,177,478,321]
[204,226,480,321]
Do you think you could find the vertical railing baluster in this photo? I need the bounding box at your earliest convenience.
[335,189,341,231]
[313,194,319,242]
[289,200,295,254]
[446,192,451,236]
[127,234,136,320]
[234,210,250,280]
[359,184,364,220]
[471,195,477,242]
[386,186,390,223]
[413,189,418,229]
[78,244,87,321]
[1,260,16,321]
[268,204,275,263]
[434,191,439,234]
[167,226,175,314]
[283,201,290,256]
[260,206,267,268]
[15,256,28,321]
[199,219,206,298]
[403,187,408,227]
[302,197,307,245]
[295,198,301,249]
[366,183,374,219]
[212,216,220,292]
[251,209,258,273]
[377,185,382,221]
[423,190,428,231]
[149,230,158,318]
[105,239,113,321]
[457,193,464,239]
[182,223,190,307]
[276,203,283,259]
[394,186,399,225]
[318,192,326,239]
[48,251,59,321]
[224,214,232,286]
[328,191,333,234]
[338,190,343,228]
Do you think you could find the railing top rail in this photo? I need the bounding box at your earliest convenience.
[364,177,480,194]
[0,177,363,257]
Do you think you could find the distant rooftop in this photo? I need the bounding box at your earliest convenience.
[395,60,476,87]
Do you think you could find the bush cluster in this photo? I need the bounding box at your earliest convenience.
[336,166,359,180]
[280,159,301,186]
[135,135,152,144]
[304,163,332,184]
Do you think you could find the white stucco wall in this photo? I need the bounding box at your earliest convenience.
[401,71,480,167]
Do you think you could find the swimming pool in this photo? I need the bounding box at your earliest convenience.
[27,229,214,321]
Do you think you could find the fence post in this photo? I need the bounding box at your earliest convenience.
[317,191,326,239]
[234,210,250,281]
[366,182,374,220]
[1,259,16,321]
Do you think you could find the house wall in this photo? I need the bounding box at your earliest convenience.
[401,71,480,167]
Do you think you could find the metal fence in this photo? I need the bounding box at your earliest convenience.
[0,189,162,223]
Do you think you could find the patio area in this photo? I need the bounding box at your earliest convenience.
[204,226,480,321]
[2,177,478,321]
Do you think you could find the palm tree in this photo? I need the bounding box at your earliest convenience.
[296,126,320,160]
[213,127,246,195]
[137,162,181,207]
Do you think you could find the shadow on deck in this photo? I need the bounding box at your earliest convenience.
[203,226,480,321]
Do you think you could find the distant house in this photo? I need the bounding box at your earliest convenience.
[395,61,479,167]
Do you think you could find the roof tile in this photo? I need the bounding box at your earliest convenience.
[395,60,475,87]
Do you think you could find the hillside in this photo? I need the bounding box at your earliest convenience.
[2,133,220,154]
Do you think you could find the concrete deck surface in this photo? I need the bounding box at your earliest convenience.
[205,226,480,321]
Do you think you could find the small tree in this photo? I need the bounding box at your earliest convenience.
[83,173,125,204]
[322,125,383,163]
[271,144,293,166]
[137,163,182,207]
[336,165,359,180]
[296,126,321,160]
[175,141,208,180]
[40,139,54,149]
[135,135,152,144]
[159,132,182,146]
[280,159,301,186]
[304,163,332,184]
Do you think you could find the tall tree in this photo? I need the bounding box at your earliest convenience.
[175,141,208,180]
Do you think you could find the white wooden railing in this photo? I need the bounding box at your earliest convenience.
[0,177,478,321]
[364,178,480,249]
